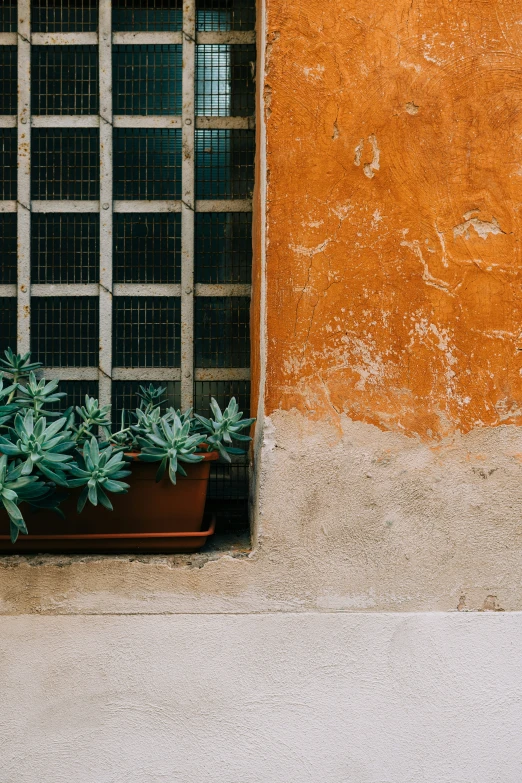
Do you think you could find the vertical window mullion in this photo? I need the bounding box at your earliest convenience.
[17,0,31,354]
[181,0,196,410]
[99,0,113,409]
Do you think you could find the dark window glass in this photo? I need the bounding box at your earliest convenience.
[196,129,254,199]
[195,212,251,283]
[195,296,250,367]
[31,214,100,283]
[31,297,99,366]
[0,298,16,356]
[0,214,17,284]
[196,0,255,31]
[32,46,99,115]
[114,213,181,283]
[112,380,181,426]
[113,0,182,31]
[113,45,182,115]
[0,3,17,32]
[46,381,99,412]
[31,0,98,32]
[32,129,100,200]
[114,129,181,200]
[0,47,17,114]
[113,297,181,366]
[196,45,255,117]
[0,129,17,200]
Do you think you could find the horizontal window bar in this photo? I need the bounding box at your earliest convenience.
[113,116,182,129]
[0,117,16,128]
[31,33,98,46]
[0,201,16,213]
[32,116,100,128]
[17,284,251,298]
[195,368,251,381]
[0,285,16,297]
[40,368,251,382]
[113,32,183,45]
[0,34,17,46]
[41,368,99,381]
[32,201,100,212]
[30,200,252,213]
[197,32,256,45]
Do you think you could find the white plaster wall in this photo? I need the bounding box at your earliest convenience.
[2,612,522,783]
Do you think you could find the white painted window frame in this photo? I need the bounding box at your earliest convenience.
[0,1,254,411]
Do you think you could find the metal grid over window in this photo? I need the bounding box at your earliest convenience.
[113,45,182,115]
[195,212,251,283]
[112,380,181,425]
[32,46,99,115]
[0,129,17,200]
[0,215,17,284]
[0,299,17,355]
[31,214,100,283]
[0,3,17,33]
[196,45,255,117]
[32,128,100,199]
[113,296,181,367]
[114,213,181,283]
[196,0,255,31]
[114,128,181,199]
[31,0,99,32]
[31,297,99,366]
[47,380,100,411]
[0,47,17,115]
[113,0,182,31]
[196,129,254,198]
[4,0,255,528]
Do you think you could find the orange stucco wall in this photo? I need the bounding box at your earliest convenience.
[256,0,522,439]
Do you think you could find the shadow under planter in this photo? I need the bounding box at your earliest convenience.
[0,452,218,554]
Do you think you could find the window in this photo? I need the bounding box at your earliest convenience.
[0,0,255,534]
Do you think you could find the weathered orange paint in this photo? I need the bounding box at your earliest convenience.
[257,0,522,438]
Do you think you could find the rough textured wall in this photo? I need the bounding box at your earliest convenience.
[262,0,522,438]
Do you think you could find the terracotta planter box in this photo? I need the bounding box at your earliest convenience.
[0,452,218,554]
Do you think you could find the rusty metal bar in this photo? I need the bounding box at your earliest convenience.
[99,0,113,409]
[181,0,196,410]
[32,32,97,46]
[17,0,31,355]
[0,117,17,128]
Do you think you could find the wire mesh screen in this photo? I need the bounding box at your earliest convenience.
[114,129,181,199]
[0,129,17,200]
[113,45,182,115]
[0,298,16,356]
[31,0,99,32]
[114,213,181,283]
[195,212,251,283]
[113,297,181,367]
[195,379,250,418]
[0,214,17,285]
[46,381,100,412]
[31,129,100,200]
[195,297,250,367]
[32,46,99,116]
[31,214,100,283]
[0,3,17,33]
[196,0,255,31]
[196,45,255,117]
[112,0,182,31]
[196,129,254,199]
[112,380,181,425]
[0,47,17,115]
[31,297,100,367]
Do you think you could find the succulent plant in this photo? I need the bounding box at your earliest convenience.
[194,397,254,462]
[17,372,67,416]
[137,413,204,484]
[0,455,52,543]
[0,349,42,384]
[68,437,131,512]
[0,348,256,542]
[73,396,112,443]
